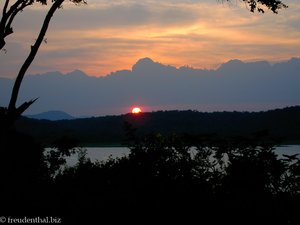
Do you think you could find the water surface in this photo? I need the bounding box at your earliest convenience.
[65,145,300,166]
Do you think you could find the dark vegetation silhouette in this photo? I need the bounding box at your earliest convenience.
[15,106,300,146]
[1,0,296,224]
[1,120,299,224]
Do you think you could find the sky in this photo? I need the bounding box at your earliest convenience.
[0,0,300,78]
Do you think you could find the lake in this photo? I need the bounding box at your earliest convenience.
[65,145,300,166]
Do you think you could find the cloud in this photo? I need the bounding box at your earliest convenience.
[0,0,299,77]
[2,57,300,116]
[0,42,31,77]
[13,1,200,30]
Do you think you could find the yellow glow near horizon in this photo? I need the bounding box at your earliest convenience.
[132,107,142,114]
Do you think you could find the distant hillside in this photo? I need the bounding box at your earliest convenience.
[1,57,300,116]
[15,106,300,146]
[25,110,75,121]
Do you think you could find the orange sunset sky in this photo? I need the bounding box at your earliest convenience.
[0,0,300,78]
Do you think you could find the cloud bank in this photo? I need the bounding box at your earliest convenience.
[0,0,299,78]
[1,57,299,116]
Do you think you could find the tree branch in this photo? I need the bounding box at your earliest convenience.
[0,0,31,50]
[5,0,33,36]
[3,0,10,16]
[8,0,64,114]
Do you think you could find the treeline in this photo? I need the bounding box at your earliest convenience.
[1,106,300,224]
[16,106,300,146]
[1,127,299,224]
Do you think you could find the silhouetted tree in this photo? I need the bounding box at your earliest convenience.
[0,128,48,215]
[45,136,79,177]
[125,132,299,224]
[0,0,87,130]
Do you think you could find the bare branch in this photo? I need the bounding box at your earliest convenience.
[8,0,64,113]
[4,0,23,19]
[5,0,33,36]
[0,0,31,49]
[15,98,39,117]
[3,0,10,16]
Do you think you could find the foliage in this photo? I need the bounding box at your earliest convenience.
[224,0,288,13]
[44,136,79,176]
[1,122,299,223]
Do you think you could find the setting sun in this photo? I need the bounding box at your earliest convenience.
[132,107,142,114]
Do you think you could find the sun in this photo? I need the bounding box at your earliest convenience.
[132,107,142,114]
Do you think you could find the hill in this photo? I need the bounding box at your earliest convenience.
[25,110,75,121]
[15,106,300,146]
